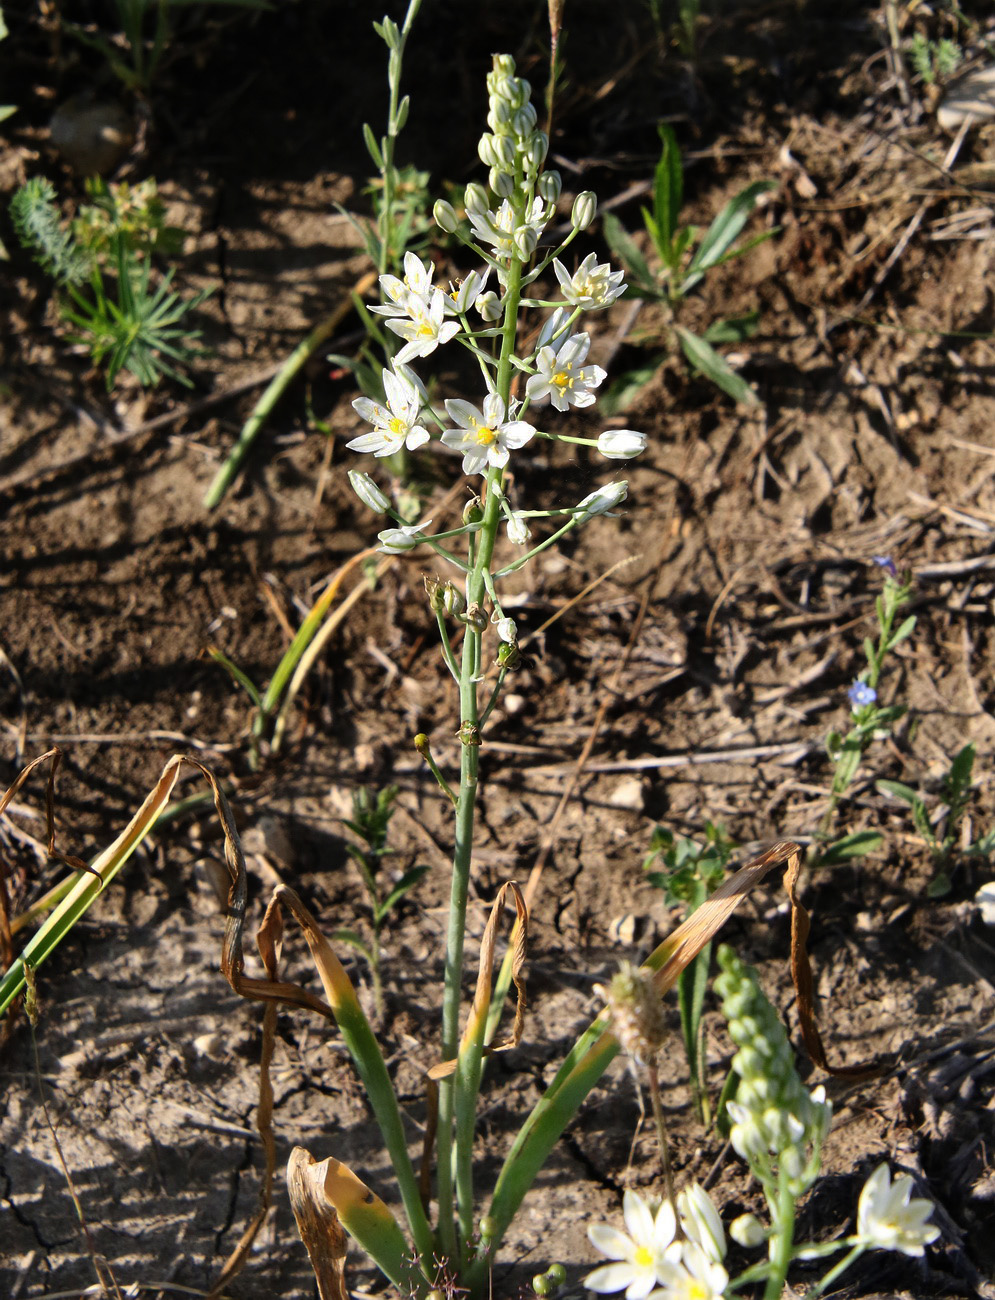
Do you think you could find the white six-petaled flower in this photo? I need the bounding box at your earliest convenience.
[554,252,626,309]
[370,250,436,318]
[676,1183,726,1264]
[651,1241,729,1300]
[386,289,461,365]
[526,330,607,411]
[856,1163,941,1257]
[585,1189,682,1299]
[441,392,534,476]
[348,366,431,458]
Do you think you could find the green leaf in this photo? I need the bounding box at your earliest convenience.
[885,614,917,652]
[601,211,657,295]
[684,180,776,288]
[363,123,384,170]
[598,360,661,416]
[674,326,758,404]
[206,648,262,708]
[373,865,429,924]
[330,928,376,965]
[652,123,684,253]
[703,311,760,344]
[876,779,920,808]
[819,830,884,863]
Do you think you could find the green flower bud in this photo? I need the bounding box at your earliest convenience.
[730,1213,767,1248]
[537,169,562,203]
[465,182,489,216]
[490,168,515,198]
[571,190,597,230]
[479,1214,497,1240]
[546,1265,567,1286]
[433,198,459,233]
[533,1275,553,1297]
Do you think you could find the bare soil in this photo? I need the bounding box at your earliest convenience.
[2,3,995,1299]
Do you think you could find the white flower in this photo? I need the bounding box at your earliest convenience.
[377,520,432,554]
[677,1184,726,1263]
[576,481,628,519]
[526,331,607,411]
[348,366,431,458]
[856,1164,941,1257]
[976,881,995,925]
[507,514,531,545]
[469,196,549,260]
[585,1190,682,1298]
[446,267,490,315]
[650,1242,728,1300]
[554,252,626,309]
[598,430,647,460]
[496,616,517,644]
[441,392,535,476]
[536,306,572,351]
[348,470,390,513]
[386,289,461,364]
[370,250,436,318]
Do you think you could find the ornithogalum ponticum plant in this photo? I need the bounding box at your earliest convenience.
[272,45,838,1300]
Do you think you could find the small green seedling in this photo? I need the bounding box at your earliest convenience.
[62,0,270,96]
[878,743,995,897]
[334,785,428,1016]
[643,821,735,1123]
[10,176,210,389]
[602,124,776,407]
[812,558,915,868]
[909,32,962,85]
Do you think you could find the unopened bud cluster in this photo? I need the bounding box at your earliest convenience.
[715,945,831,1200]
[595,961,667,1066]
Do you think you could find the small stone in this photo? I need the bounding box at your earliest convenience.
[49,96,133,175]
[609,776,645,811]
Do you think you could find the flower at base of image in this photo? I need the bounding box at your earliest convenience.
[975,881,995,925]
[585,1189,682,1299]
[856,1163,941,1257]
[585,1185,731,1300]
[653,1242,728,1300]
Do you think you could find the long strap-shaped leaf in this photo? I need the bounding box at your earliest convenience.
[0,752,188,1017]
[467,839,877,1289]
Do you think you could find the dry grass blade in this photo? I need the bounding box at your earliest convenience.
[646,840,881,1078]
[197,760,334,1020]
[429,880,529,1080]
[207,896,284,1299]
[287,1147,349,1300]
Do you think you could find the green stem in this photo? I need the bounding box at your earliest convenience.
[202,310,341,510]
[763,1169,797,1300]
[437,254,525,1262]
[805,1243,865,1298]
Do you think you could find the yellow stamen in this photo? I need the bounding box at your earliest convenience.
[553,371,573,391]
[474,426,497,446]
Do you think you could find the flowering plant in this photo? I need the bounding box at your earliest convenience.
[585,946,940,1300]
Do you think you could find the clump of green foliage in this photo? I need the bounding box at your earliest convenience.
[643,821,736,1123]
[602,124,776,408]
[334,785,429,1016]
[879,743,995,897]
[10,175,210,389]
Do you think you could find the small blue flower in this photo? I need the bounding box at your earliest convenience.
[848,680,877,709]
[872,555,897,578]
